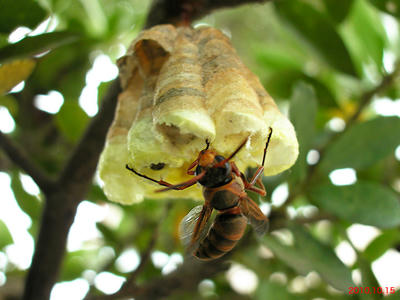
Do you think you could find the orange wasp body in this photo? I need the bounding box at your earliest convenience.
[126,128,273,260]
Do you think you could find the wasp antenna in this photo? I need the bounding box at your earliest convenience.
[227,136,249,161]
[126,164,155,182]
[214,136,249,168]
[205,139,210,151]
[126,164,172,187]
[261,127,273,167]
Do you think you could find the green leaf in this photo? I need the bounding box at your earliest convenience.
[357,253,381,300]
[87,184,108,202]
[96,223,119,248]
[10,172,42,220]
[0,31,78,63]
[364,230,400,262]
[310,181,400,228]
[60,250,98,281]
[97,81,112,106]
[254,44,304,71]
[60,253,86,281]
[0,33,8,48]
[0,0,47,34]
[290,225,354,292]
[319,116,400,172]
[264,226,354,292]
[0,219,13,249]
[255,281,306,300]
[264,70,338,108]
[55,101,89,143]
[29,40,92,99]
[274,0,357,76]
[263,235,312,276]
[342,0,386,72]
[369,0,400,18]
[324,0,355,23]
[289,82,317,183]
[0,59,36,94]
[0,94,19,116]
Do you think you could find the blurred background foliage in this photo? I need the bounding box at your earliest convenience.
[0,0,400,299]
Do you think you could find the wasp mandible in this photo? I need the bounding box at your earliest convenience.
[126,128,273,260]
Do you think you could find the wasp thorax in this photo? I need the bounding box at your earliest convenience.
[98,24,299,204]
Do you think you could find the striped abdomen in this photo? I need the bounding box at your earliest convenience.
[195,207,247,260]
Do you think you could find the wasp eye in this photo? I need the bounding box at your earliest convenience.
[195,165,203,176]
[215,155,225,163]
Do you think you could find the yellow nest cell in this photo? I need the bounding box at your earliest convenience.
[98,25,299,204]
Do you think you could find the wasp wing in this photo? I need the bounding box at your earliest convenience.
[179,205,203,247]
[179,204,213,252]
[239,196,269,236]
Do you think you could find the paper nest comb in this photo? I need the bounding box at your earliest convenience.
[98,25,299,204]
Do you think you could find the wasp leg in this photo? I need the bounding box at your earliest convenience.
[240,127,273,196]
[231,162,266,196]
[248,127,273,184]
[230,162,242,177]
[239,196,269,236]
[245,175,266,196]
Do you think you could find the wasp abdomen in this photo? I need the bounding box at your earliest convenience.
[210,189,239,210]
[195,208,247,260]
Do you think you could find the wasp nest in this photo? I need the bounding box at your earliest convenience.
[99,25,299,204]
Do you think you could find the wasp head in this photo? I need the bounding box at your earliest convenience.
[195,150,232,188]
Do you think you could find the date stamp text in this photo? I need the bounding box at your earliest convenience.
[348,287,396,295]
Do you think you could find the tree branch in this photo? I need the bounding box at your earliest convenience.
[145,0,272,28]
[58,79,121,194]
[0,131,55,192]
[22,79,121,300]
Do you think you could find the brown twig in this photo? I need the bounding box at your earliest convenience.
[0,131,55,192]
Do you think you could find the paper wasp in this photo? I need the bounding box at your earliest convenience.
[126,128,272,260]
